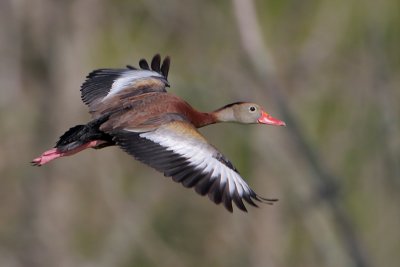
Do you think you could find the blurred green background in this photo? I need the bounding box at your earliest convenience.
[1,0,399,266]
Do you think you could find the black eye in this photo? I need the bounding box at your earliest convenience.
[249,106,256,112]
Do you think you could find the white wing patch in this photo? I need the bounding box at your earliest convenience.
[104,70,163,100]
[139,128,253,198]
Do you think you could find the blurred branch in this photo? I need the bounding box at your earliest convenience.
[365,6,400,188]
[294,1,350,83]
[232,1,370,267]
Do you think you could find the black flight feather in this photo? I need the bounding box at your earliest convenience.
[161,56,170,78]
[151,54,161,73]
[139,59,150,70]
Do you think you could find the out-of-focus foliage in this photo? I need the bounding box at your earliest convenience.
[0,0,399,267]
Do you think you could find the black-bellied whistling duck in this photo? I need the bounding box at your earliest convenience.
[32,54,286,212]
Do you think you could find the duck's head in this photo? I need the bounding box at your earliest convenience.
[215,102,286,126]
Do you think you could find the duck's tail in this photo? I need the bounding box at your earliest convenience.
[31,118,113,166]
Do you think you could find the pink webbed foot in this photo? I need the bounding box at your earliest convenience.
[31,148,63,166]
[31,140,106,166]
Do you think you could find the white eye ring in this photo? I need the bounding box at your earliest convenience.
[249,106,256,112]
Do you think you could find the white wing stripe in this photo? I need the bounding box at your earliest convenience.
[225,168,235,195]
[104,70,163,99]
[140,130,252,199]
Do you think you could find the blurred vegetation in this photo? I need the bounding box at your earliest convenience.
[0,0,399,267]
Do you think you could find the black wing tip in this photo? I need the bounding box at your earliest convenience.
[226,206,234,213]
[139,58,150,70]
[126,64,137,70]
[137,54,170,79]
[227,193,278,212]
[199,179,277,212]
[178,172,276,212]
[255,195,279,205]
[161,56,170,79]
[151,54,161,72]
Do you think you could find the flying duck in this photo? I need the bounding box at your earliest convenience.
[32,54,286,212]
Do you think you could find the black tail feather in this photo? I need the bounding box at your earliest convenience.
[56,125,86,148]
[55,117,114,152]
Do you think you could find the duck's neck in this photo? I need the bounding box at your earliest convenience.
[191,108,235,128]
[212,107,235,122]
[192,112,217,128]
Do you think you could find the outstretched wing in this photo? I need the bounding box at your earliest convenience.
[80,54,170,116]
[111,121,277,212]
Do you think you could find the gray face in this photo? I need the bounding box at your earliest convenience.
[232,103,263,124]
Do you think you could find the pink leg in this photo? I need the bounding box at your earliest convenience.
[31,140,106,166]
